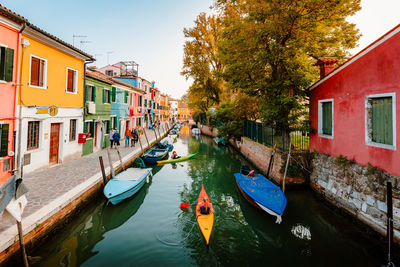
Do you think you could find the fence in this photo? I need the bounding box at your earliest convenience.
[243,120,309,152]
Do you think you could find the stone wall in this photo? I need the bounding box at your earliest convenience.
[311,153,400,241]
[240,137,306,185]
[198,124,218,137]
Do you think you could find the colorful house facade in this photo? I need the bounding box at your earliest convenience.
[83,70,112,155]
[0,6,24,184]
[178,101,192,121]
[110,79,131,136]
[18,22,94,173]
[309,25,400,176]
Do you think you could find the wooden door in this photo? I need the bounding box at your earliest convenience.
[49,123,60,164]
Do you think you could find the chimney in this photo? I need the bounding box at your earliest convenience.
[315,57,338,79]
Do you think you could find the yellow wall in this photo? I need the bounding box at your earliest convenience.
[19,34,85,107]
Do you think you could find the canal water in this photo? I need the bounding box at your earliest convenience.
[33,127,393,266]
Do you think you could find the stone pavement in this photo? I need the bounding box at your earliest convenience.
[0,122,172,234]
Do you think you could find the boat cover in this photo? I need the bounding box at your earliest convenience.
[234,173,287,216]
[114,168,152,181]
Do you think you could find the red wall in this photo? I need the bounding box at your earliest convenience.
[310,30,400,176]
[0,21,19,185]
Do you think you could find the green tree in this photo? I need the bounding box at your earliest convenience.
[215,0,361,130]
[181,13,225,113]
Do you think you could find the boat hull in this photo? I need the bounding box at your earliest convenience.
[108,177,147,205]
[196,184,214,245]
[142,148,169,164]
[157,153,197,164]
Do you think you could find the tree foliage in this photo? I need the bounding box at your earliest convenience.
[215,0,361,129]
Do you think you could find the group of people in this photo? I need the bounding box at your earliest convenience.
[108,127,140,148]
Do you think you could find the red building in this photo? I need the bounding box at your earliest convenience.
[310,24,400,176]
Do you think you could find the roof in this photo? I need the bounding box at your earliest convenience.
[0,4,94,61]
[310,24,400,91]
[86,70,113,85]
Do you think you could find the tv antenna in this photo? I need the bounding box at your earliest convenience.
[72,34,87,46]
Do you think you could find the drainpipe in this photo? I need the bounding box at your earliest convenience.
[16,22,26,178]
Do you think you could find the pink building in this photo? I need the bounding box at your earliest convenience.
[0,5,24,185]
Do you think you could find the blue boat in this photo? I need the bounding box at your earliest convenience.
[156,139,174,152]
[142,147,169,164]
[104,168,153,205]
[234,166,287,223]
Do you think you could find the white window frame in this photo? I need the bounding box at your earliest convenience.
[29,54,47,89]
[86,83,95,102]
[318,98,334,139]
[104,88,111,105]
[66,67,78,94]
[110,115,117,129]
[365,92,396,150]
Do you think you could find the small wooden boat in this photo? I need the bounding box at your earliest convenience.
[214,137,225,146]
[234,165,287,223]
[104,168,153,205]
[157,153,197,164]
[196,184,214,245]
[142,148,169,164]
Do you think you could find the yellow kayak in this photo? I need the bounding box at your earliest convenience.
[196,184,214,245]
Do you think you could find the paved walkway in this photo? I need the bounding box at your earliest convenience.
[0,122,172,245]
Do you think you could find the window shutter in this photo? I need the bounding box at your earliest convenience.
[5,48,14,82]
[84,85,88,101]
[90,122,95,136]
[92,86,96,101]
[0,124,9,157]
[103,89,106,103]
[107,120,111,133]
[30,57,40,86]
[372,97,392,145]
[112,87,116,102]
[84,122,87,133]
[108,89,111,103]
[322,102,332,135]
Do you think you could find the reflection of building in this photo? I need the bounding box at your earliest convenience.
[169,99,178,120]
[17,17,94,173]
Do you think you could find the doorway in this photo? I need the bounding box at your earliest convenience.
[49,123,60,164]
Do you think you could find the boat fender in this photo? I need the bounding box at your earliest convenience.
[248,170,255,176]
[146,174,150,183]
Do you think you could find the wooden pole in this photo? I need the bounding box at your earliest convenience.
[282,135,292,194]
[154,128,158,140]
[138,132,144,154]
[17,220,29,267]
[106,148,115,177]
[143,129,150,147]
[99,156,107,185]
[387,181,394,266]
[266,144,276,179]
[115,146,123,170]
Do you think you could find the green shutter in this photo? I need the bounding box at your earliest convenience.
[322,102,332,135]
[108,89,111,103]
[372,97,393,145]
[4,48,14,82]
[114,117,118,130]
[84,85,88,101]
[112,87,116,102]
[0,124,9,157]
[93,86,96,101]
[90,121,95,136]
[124,91,128,103]
[103,89,106,103]
[84,122,87,133]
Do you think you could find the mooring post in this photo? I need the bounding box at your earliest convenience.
[99,156,107,185]
[115,146,123,170]
[387,181,394,266]
[106,148,115,177]
[157,127,161,139]
[143,129,150,148]
[282,135,292,194]
[17,220,29,267]
[154,128,158,140]
[138,132,144,154]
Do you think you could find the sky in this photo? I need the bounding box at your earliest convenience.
[1,0,399,99]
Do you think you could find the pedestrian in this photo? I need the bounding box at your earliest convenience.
[109,129,115,148]
[125,127,131,147]
[113,130,121,147]
[130,129,136,147]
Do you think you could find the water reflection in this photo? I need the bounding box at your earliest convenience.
[291,224,312,241]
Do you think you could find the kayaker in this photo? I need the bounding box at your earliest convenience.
[171,151,180,159]
[198,195,213,215]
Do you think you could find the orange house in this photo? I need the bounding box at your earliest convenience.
[0,5,24,185]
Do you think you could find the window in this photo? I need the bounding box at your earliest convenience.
[366,93,396,149]
[124,91,128,103]
[103,89,110,104]
[27,121,39,150]
[130,93,133,106]
[0,46,14,82]
[86,85,96,102]
[0,124,9,157]
[144,99,147,107]
[84,121,94,137]
[111,116,117,130]
[318,99,333,138]
[104,120,110,134]
[66,68,77,93]
[69,119,77,141]
[105,70,113,76]
[111,87,116,102]
[30,55,46,88]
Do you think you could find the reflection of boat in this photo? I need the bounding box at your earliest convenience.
[196,184,214,245]
[156,139,174,152]
[192,128,201,135]
[104,168,152,205]
[142,148,169,164]
[214,137,225,146]
[157,153,197,164]
[234,165,287,223]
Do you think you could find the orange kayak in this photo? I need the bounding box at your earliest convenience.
[196,184,214,245]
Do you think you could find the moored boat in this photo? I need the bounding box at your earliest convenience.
[234,165,287,223]
[156,139,174,152]
[142,147,169,164]
[196,184,214,245]
[214,137,225,146]
[157,153,197,164]
[104,168,153,205]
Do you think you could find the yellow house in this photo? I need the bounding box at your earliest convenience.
[18,23,94,173]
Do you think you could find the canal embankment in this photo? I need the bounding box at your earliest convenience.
[198,123,400,244]
[0,122,174,265]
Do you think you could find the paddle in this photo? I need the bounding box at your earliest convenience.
[180,202,231,208]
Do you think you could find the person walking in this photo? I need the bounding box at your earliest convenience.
[113,130,121,147]
[125,127,131,147]
[130,129,136,147]
[109,129,115,148]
